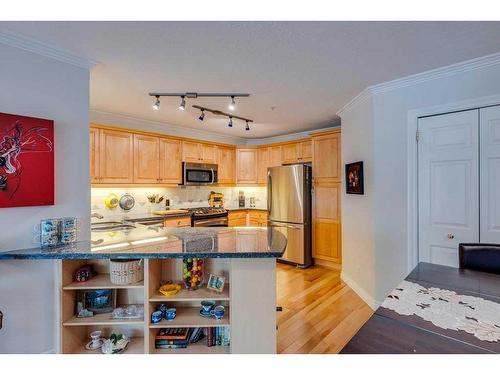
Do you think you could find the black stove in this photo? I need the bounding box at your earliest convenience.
[182,207,228,227]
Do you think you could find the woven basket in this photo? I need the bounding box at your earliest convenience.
[109,259,144,285]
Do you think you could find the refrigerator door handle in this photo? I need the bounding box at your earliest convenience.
[267,171,272,216]
[269,222,303,230]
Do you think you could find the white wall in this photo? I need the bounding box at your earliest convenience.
[0,43,90,353]
[341,60,500,306]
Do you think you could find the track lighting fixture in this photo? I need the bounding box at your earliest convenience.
[192,105,253,131]
[179,96,186,111]
[152,96,160,110]
[228,96,236,111]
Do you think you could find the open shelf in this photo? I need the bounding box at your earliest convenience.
[152,340,230,354]
[70,336,145,354]
[63,313,144,327]
[148,307,230,328]
[63,274,144,290]
[149,284,230,302]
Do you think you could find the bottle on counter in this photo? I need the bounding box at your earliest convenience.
[238,191,245,208]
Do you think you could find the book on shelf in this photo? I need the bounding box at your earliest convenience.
[155,328,190,340]
[154,327,230,349]
[205,327,230,347]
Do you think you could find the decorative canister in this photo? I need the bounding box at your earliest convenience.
[39,218,61,247]
[60,217,78,244]
[109,259,144,285]
[182,258,204,290]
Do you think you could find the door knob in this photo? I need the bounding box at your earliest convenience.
[447,233,455,239]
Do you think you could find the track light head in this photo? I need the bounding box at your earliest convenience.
[245,121,250,131]
[179,96,186,110]
[228,96,236,111]
[152,96,160,111]
[228,117,233,127]
[198,110,205,121]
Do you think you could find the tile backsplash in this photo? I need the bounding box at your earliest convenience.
[91,186,267,218]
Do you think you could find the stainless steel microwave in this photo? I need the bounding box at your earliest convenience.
[182,162,218,185]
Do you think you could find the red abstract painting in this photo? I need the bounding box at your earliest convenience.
[0,112,54,208]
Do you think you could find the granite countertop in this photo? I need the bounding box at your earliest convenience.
[0,226,286,260]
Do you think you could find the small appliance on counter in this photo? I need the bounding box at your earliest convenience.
[208,191,224,208]
[238,191,245,208]
[249,197,256,208]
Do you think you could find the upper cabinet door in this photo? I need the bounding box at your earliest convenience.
[257,147,270,184]
[300,141,312,162]
[133,134,160,184]
[99,129,134,183]
[182,141,201,162]
[282,143,299,164]
[200,144,217,164]
[236,148,258,184]
[159,138,182,184]
[217,146,235,184]
[269,145,282,167]
[312,132,341,183]
[90,127,100,183]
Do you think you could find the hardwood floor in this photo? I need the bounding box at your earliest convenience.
[276,263,373,354]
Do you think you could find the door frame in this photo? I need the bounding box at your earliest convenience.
[406,94,500,273]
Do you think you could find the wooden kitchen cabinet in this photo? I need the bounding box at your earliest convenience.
[249,210,268,226]
[312,131,341,183]
[217,146,236,184]
[159,138,182,184]
[133,134,160,184]
[228,211,247,226]
[269,145,282,167]
[99,128,134,184]
[90,127,100,183]
[182,141,217,164]
[236,148,258,184]
[163,216,191,227]
[311,129,342,266]
[257,147,270,184]
[282,140,312,164]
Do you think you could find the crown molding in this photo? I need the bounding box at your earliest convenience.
[337,51,500,116]
[0,28,97,69]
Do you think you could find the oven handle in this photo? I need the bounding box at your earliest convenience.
[194,218,228,226]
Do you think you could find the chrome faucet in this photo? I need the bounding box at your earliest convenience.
[91,212,104,219]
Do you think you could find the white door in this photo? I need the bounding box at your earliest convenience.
[418,110,479,267]
[480,105,500,243]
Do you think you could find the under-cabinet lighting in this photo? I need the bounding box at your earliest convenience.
[92,242,131,251]
[130,237,168,245]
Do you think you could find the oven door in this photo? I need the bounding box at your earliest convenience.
[193,216,228,227]
[183,163,218,185]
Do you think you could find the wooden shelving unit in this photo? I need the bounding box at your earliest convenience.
[63,274,144,290]
[60,258,232,354]
[149,284,229,302]
[148,307,230,328]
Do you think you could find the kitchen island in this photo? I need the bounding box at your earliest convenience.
[0,227,286,354]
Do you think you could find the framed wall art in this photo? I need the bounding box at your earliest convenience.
[0,112,54,208]
[345,161,364,195]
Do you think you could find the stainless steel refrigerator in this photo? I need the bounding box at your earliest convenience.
[267,164,312,268]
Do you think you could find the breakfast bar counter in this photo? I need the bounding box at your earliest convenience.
[0,227,285,354]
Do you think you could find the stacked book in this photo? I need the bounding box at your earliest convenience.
[205,327,230,347]
[155,327,230,349]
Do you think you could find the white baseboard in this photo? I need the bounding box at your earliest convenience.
[341,271,381,311]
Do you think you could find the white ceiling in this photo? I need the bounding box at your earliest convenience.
[2,21,500,138]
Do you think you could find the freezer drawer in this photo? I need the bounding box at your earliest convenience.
[269,221,312,267]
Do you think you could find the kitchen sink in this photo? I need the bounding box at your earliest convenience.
[91,223,136,232]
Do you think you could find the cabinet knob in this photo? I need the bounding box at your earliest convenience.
[447,233,455,240]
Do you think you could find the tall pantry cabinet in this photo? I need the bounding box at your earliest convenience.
[312,129,342,267]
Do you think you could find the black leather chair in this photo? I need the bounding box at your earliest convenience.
[459,243,500,275]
